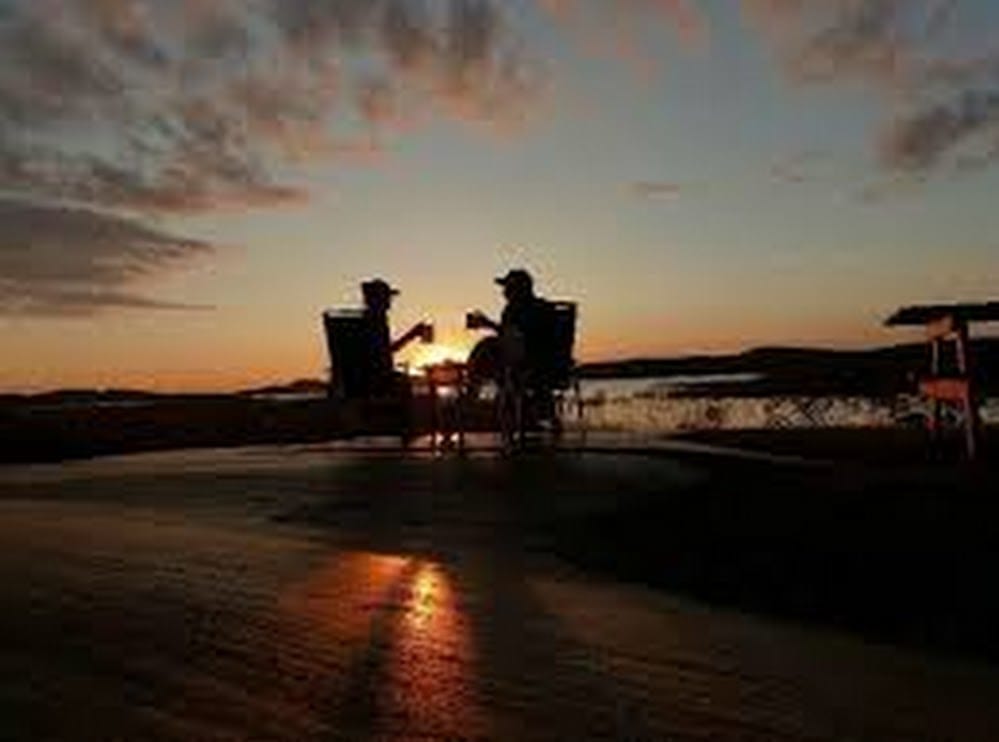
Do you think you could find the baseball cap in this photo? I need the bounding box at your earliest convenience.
[361,278,400,298]
[494,268,533,289]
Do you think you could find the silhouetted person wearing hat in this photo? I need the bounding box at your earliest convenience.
[360,279,432,391]
[323,278,431,443]
[466,269,555,407]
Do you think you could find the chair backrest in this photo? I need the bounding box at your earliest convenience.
[322,309,390,399]
[541,300,577,389]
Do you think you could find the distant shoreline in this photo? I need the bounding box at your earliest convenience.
[579,339,999,398]
[1,338,995,466]
[4,338,996,403]
[1,389,994,467]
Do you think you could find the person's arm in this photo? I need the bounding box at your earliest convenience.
[467,311,501,333]
[391,322,431,353]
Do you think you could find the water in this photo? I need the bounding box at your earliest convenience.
[574,376,999,433]
[26,374,994,435]
[246,374,998,433]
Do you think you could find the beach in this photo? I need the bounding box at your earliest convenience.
[3,443,999,740]
[4,0,998,737]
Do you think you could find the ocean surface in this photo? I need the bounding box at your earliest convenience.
[574,376,999,433]
[27,374,996,435]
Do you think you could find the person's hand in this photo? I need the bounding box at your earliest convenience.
[415,321,434,342]
[466,310,490,330]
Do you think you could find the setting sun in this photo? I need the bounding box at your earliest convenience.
[406,343,471,372]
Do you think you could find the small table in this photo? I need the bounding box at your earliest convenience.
[886,301,999,460]
[423,362,470,451]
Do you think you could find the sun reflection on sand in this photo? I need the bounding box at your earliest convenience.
[388,559,485,738]
[407,562,439,629]
[281,552,485,738]
[280,552,409,642]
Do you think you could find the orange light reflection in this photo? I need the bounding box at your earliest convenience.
[387,560,484,738]
[280,552,486,738]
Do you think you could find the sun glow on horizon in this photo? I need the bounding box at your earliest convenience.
[405,342,471,372]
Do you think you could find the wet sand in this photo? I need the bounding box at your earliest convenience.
[3,445,999,740]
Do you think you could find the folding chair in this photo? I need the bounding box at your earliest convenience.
[497,300,584,450]
[322,310,413,440]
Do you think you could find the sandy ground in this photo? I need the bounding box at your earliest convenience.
[2,443,999,741]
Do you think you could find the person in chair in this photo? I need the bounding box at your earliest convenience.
[466,269,556,417]
[359,278,432,395]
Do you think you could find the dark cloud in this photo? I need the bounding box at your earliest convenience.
[742,0,999,178]
[540,0,709,50]
[786,1,909,87]
[770,149,831,184]
[631,181,683,199]
[0,0,546,314]
[742,1,978,99]
[559,2,999,182]
[881,90,999,171]
[0,199,213,316]
[0,0,543,215]
[2,0,995,208]
[5,0,997,318]
[0,286,212,317]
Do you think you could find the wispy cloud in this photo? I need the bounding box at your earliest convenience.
[6,1,996,214]
[537,0,709,76]
[0,0,548,314]
[0,0,545,216]
[770,149,832,184]
[631,181,684,199]
[4,1,997,317]
[754,0,911,89]
[0,199,213,316]
[880,90,999,171]
[741,0,999,177]
[644,0,710,50]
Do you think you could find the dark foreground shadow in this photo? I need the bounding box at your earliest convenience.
[552,456,999,663]
[276,449,999,664]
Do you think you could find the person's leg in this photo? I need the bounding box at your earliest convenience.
[498,331,530,446]
[390,371,415,444]
[466,336,503,394]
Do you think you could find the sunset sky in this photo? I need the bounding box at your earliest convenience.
[2,0,998,391]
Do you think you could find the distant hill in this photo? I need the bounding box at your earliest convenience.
[0,389,183,406]
[0,380,328,407]
[4,340,997,404]
[237,379,329,398]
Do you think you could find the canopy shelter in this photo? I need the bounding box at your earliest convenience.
[886,301,999,328]
[886,301,999,461]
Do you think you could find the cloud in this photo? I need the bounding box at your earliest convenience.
[631,181,683,199]
[0,0,551,314]
[880,90,999,171]
[537,0,709,75]
[0,0,722,222]
[0,0,544,216]
[741,0,999,178]
[6,0,998,320]
[539,0,709,44]
[771,1,911,88]
[6,0,997,213]
[0,199,213,316]
[651,0,711,50]
[770,149,832,184]
[739,1,964,94]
